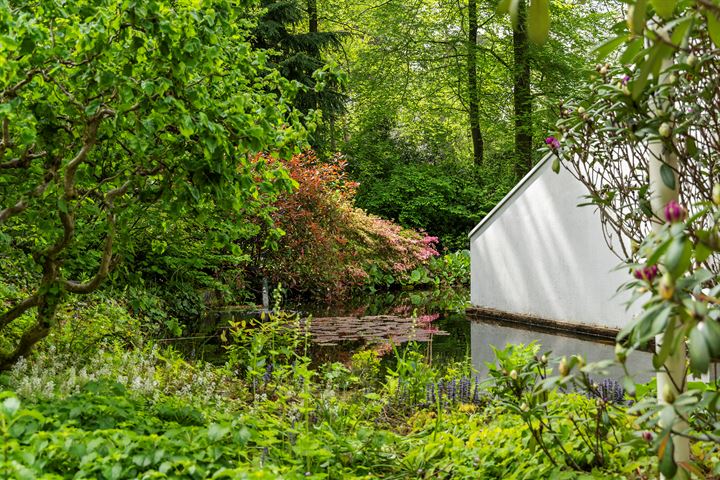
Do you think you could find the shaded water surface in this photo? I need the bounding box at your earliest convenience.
[185,288,658,381]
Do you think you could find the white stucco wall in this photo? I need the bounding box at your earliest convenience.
[469,157,637,329]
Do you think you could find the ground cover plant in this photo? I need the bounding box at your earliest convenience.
[0,309,668,480]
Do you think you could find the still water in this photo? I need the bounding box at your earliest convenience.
[197,289,654,383]
[470,318,653,383]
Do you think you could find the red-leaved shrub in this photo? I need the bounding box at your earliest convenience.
[252,152,438,299]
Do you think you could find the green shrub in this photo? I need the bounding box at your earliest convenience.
[350,159,513,251]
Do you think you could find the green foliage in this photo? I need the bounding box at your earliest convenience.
[552,0,720,476]
[350,155,512,250]
[0,335,666,480]
[252,0,345,123]
[0,0,307,365]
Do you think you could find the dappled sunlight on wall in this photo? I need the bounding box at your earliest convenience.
[469,157,639,329]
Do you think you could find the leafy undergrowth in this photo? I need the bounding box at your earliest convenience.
[0,340,660,480]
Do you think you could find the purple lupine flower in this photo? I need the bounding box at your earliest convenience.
[634,264,659,282]
[663,200,687,223]
[587,378,626,404]
[545,136,561,150]
[263,363,273,385]
[459,377,470,403]
[426,383,436,404]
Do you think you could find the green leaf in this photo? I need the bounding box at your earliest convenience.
[653,322,676,370]
[704,319,720,357]
[686,135,698,158]
[670,16,693,45]
[647,236,673,266]
[707,10,720,48]
[620,38,644,64]
[658,434,678,479]
[2,397,20,416]
[57,197,68,213]
[496,0,512,15]
[660,163,676,190]
[632,0,648,35]
[595,36,627,61]
[664,236,692,279]
[689,323,711,375]
[208,423,230,442]
[528,0,550,44]
[649,0,675,19]
[696,242,712,264]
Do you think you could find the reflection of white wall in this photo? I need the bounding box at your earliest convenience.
[470,321,653,382]
[469,156,637,329]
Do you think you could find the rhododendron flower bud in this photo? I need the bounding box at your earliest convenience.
[615,344,627,363]
[659,122,672,138]
[520,402,529,412]
[641,431,653,442]
[633,264,659,282]
[659,272,674,300]
[662,384,676,404]
[663,200,686,223]
[713,184,720,205]
[545,136,560,150]
[559,356,569,377]
[509,369,518,380]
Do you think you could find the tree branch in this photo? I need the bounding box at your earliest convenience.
[63,180,128,294]
[63,214,116,294]
[0,295,39,330]
[0,169,55,224]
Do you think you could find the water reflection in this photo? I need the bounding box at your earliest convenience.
[470,317,654,383]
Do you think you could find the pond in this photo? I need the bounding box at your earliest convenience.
[182,288,655,383]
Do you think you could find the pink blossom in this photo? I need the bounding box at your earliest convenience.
[663,200,686,223]
[634,264,659,282]
[545,136,560,150]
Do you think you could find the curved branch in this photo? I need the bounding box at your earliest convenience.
[0,170,55,224]
[0,294,39,330]
[63,215,115,294]
[0,310,54,371]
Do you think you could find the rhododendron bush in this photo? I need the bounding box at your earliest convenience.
[250,152,439,299]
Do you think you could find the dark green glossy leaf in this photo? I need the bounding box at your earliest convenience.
[689,323,711,375]
[658,433,678,478]
[664,235,692,279]
[660,163,676,190]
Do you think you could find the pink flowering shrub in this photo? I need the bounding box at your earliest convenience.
[252,152,439,300]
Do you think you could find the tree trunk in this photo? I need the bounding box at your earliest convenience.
[308,0,318,34]
[513,0,532,178]
[468,0,483,166]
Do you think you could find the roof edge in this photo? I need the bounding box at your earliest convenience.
[468,153,554,239]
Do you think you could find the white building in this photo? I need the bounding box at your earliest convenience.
[468,154,638,333]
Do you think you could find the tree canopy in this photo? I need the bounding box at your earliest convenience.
[0,0,306,367]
